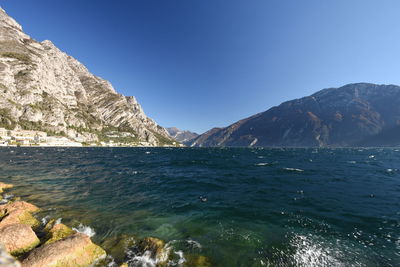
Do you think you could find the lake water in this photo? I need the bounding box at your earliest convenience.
[0,147,399,266]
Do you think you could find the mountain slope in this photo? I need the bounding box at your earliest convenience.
[166,127,198,144]
[190,83,400,147]
[0,7,174,146]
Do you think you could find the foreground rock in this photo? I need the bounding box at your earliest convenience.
[0,201,39,215]
[0,243,21,267]
[0,224,40,256]
[44,222,75,245]
[22,233,106,267]
[0,182,13,193]
[0,201,40,229]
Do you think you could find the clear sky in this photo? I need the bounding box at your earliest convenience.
[2,0,400,133]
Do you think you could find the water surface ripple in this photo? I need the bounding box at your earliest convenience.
[0,147,399,266]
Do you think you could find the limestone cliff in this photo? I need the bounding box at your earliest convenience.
[0,7,174,146]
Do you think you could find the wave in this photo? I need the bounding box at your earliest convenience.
[72,223,96,237]
[283,167,304,172]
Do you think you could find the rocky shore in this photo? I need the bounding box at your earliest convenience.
[0,182,211,267]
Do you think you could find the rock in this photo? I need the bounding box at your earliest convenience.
[100,234,137,264]
[183,255,212,267]
[0,243,21,267]
[44,223,75,245]
[119,264,128,267]
[0,209,40,230]
[22,233,106,267]
[0,182,13,193]
[0,224,40,256]
[124,237,171,266]
[137,237,169,263]
[0,201,40,230]
[0,201,39,214]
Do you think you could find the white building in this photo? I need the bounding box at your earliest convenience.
[44,136,82,147]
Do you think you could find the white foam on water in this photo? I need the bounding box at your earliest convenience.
[3,193,14,200]
[41,215,50,225]
[174,250,186,265]
[127,251,157,267]
[186,239,202,249]
[291,234,344,267]
[368,155,375,159]
[72,223,96,237]
[256,163,269,166]
[284,167,304,172]
[347,161,357,164]
[0,193,14,204]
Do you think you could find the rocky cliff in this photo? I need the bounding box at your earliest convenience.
[0,7,175,146]
[190,83,400,147]
[166,127,198,144]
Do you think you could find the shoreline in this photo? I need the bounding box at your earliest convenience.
[0,182,211,267]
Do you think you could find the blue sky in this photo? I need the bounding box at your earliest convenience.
[2,1,400,133]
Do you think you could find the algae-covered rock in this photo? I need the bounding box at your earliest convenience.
[0,243,21,267]
[0,209,40,230]
[125,237,171,266]
[0,224,40,256]
[0,201,40,230]
[101,234,138,264]
[138,237,169,262]
[44,223,75,244]
[0,201,39,216]
[21,233,106,267]
[0,182,13,193]
[183,254,212,267]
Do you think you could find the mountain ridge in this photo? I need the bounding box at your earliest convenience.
[190,83,400,147]
[0,7,175,146]
[166,127,198,144]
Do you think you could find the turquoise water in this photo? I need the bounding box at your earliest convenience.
[0,147,399,266]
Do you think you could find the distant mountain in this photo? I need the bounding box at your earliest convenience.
[190,83,400,147]
[0,8,175,146]
[166,127,198,144]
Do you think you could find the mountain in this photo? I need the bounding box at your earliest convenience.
[0,7,175,146]
[166,127,198,144]
[190,83,400,147]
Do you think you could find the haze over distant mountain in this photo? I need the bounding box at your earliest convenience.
[0,7,175,146]
[166,127,198,144]
[190,83,400,147]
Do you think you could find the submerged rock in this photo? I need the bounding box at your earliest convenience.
[0,243,21,267]
[101,234,138,264]
[22,233,106,267]
[0,224,40,256]
[183,254,212,267]
[137,237,170,263]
